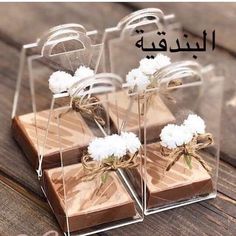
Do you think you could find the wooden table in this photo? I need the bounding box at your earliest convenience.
[0,3,235,236]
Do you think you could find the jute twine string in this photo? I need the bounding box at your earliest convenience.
[81,151,139,180]
[161,133,214,172]
[59,96,105,126]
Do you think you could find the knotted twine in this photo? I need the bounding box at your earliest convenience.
[161,133,213,172]
[59,96,106,126]
[81,151,139,181]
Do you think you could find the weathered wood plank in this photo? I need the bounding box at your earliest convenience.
[0,178,62,236]
[103,195,236,236]
[0,40,43,197]
[0,2,130,47]
[218,160,236,200]
[128,2,236,54]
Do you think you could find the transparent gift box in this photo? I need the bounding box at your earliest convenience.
[101,8,223,214]
[125,60,223,214]
[39,73,144,235]
[11,23,105,171]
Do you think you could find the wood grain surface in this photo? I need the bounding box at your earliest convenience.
[0,3,235,236]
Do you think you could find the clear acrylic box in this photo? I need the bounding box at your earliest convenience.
[40,73,144,235]
[130,61,223,215]
[11,23,104,171]
[101,8,223,214]
[11,21,144,234]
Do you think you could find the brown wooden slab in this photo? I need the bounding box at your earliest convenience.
[12,108,94,170]
[43,163,136,232]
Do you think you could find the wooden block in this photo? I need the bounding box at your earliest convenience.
[43,163,137,233]
[127,142,213,208]
[145,143,214,207]
[12,107,94,170]
[98,90,175,143]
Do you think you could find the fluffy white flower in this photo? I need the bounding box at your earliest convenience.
[154,54,171,70]
[126,68,150,91]
[48,71,73,94]
[105,134,127,158]
[139,58,158,75]
[176,125,194,146]
[135,75,151,92]
[160,124,193,149]
[183,114,206,135]
[121,132,141,154]
[74,66,94,82]
[88,134,127,161]
[88,137,109,161]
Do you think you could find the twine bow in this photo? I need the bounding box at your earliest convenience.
[81,152,139,181]
[59,96,106,126]
[72,96,106,126]
[161,133,213,172]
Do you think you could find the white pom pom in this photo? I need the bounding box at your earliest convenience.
[74,66,94,82]
[183,114,206,135]
[121,132,141,154]
[48,71,73,94]
[126,68,150,91]
[139,58,158,75]
[154,54,171,70]
[88,132,141,161]
[160,124,193,149]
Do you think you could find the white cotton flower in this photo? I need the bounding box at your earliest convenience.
[175,125,193,146]
[88,134,128,161]
[121,132,141,154]
[160,124,179,149]
[135,74,151,91]
[160,124,193,149]
[126,68,151,91]
[139,58,158,75]
[88,138,109,161]
[66,76,79,91]
[48,71,73,94]
[105,134,127,158]
[183,114,206,135]
[154,54,171,70]
[74,66,94,82]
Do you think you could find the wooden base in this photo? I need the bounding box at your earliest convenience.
[127,142,213,208]
[43,163,137,232]
[12,107,94,170]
